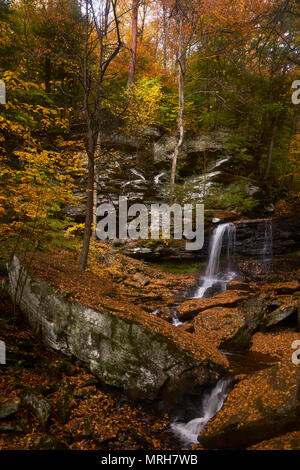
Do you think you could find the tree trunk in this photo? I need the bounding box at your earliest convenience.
[264,122,277,181]
[162,2,167,70]
[127,0,138,87]
[45,55,51,93]
[92,134,101,241]
[171,19,185,188]
[79,131,95,270]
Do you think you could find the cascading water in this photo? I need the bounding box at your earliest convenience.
[171,379,231,446]
[260,219,273,274]
[193,223,237,298]
[261,219,273,258]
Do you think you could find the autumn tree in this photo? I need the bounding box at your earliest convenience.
[78,0,122,270]
[0,71,84,264]
[168,0,202,188]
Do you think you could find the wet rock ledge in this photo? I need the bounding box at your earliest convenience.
[4,256,227,403]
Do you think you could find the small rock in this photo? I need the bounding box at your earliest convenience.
[132,273,150,287]
[0,422,24,433]
[264,203,275,213]
[0,398,20,420]
[263,302,298,328]
[21,392,52,428]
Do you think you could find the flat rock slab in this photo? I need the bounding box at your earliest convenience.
[193,308,246,349]
[264,281,300,295]
[193,296,266,350]
[200,362,300,449]
[178,291,251,321]
[227,281,252,292]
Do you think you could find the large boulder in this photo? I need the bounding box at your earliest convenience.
[193,296,266,350]
[153,130,229,164]
[5,256,228,402]
[199,362,300,449]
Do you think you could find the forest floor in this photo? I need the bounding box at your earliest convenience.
[1,246,300,450]
[0,286,175,450]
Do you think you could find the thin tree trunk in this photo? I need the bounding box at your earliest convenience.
[139,1,147,43]
[45,55,51,93]
[171,19,185,188]
[92,134,101,241]
[80,131,95,270]
[264,122,277,180]
[79,0,122,270]
[127,0,138,87]
[162,2,167,70]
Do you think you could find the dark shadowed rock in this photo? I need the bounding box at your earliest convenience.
[21,392,52,428]
[249,430,300,450]
[29,434,69,450]
[263,301,299,329]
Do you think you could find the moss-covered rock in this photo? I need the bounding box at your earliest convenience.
[5,256,228,402]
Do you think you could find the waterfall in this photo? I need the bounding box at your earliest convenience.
[260,219,273,274]
[261,219,273,259]
[171,379,230,446]
[194,223,237,298]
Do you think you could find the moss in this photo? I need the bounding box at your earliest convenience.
[149,260,205,274]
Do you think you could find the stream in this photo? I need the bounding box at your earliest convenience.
[171,379,231,445]
[169,220,275,447]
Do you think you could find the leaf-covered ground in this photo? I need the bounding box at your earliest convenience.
[0,287,173,450]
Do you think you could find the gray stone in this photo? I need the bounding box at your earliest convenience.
[153,130,229,163]
[21,392,52,428]
[0,398,20,420]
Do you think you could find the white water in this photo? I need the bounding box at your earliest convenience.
[261,219,273,259]
[154,172,165,185]
[193,223,237,298]
[171,379,230,446]
[260,219,273,275]
[171,309,183,327]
